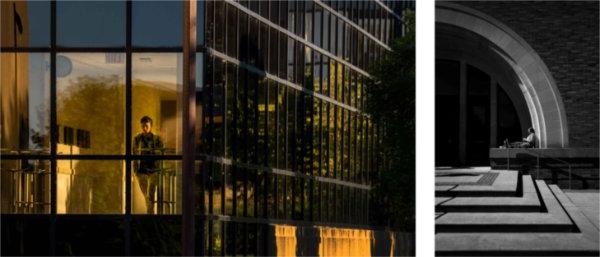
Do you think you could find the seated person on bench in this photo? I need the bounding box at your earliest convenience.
[503,127,536,148]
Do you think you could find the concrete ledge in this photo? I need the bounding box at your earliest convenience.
[436,175,541,212]
[490,148,599,159]
[436,181,573,232]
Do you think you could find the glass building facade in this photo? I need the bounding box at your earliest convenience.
[1,0,414,255]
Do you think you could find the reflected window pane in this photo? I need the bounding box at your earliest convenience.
[132,53,182,155]
[195,53,205,153]
[133,1,182,47]
[57,1,125,47]
[131,160,181,214]
[1,1,50,47]
[1,159,51,214]
[1,53,50,154]
[57,160,124,214]
[57,53,125,155]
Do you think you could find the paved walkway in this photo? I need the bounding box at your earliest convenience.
[565,190,599,230]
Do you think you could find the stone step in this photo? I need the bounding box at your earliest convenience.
[436,181,574,232]
[436,175,541,212]
[436,233,599,256]
[436,169,519,197]
[436,185,599,256]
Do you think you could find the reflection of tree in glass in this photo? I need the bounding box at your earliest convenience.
[365,11,415,230]
[58,75,124,213]
[30,102,49,151]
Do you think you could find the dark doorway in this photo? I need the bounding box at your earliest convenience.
[435,59,460,166]
[466,65,490,166]
[436,61,524,166]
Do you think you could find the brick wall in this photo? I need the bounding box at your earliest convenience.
[457,1,599,148]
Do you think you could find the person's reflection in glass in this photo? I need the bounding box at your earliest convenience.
[133,116,164,214]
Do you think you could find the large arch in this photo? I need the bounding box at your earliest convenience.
[436,23,533,142]
[436,2,569,148]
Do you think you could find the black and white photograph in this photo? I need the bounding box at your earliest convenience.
[434,1,599,256]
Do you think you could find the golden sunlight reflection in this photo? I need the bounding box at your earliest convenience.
[274,225,383,257]
[275,225,297,257]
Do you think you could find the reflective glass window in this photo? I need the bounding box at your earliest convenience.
[205,0,214,48]
[208,220,223,256]
[257,78,268,166]
[248,18,259,66]
[246,169,255,217]
[314,6,323,48]
[195,52,206,153]
[239,13,249,63]
[277,84,287,170]
[336,18,344,58]
[313,52,321,93]
[269,0,279,24]
[259,23,269,70]
[286,1,295,34]
[266,173,276,218]
[328,103,335,178]
[276,175,285,219]
[197,1,205,45]
[57,53,125,155]
[279,1,288,29]
[214,0,226,52]
[235,167,245,217]
[234,68,247,161]
[269,28,279,74]
[212,58,226,157]
[322,56,330,96]
[131,160,182,214]
[57,1,125,47]
[304,1,313,43]
[267,81,277,167]
[256,170,266,218]
[210,162,224,215]
[132,53,182,155]
[320,102,328,177]
[132,1,182,47]
[1,1,50,47]
[295,1,304,37]
[286,38,294,82]
[1,159,50,214]
[278,32,287,78]
[57,160,124,214]
[1,53,50,154]
[225,63,237,159]
[286,90,296,171]
[304,47,313,90]
[246,72,257,164]
[225,165,234,216]
[323,10,330,52]
[312,99,321,176]
[292,177,302,219]
[258,0,268,18]
[226,3,238,58]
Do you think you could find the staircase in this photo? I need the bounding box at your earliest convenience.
[435,167,599,256]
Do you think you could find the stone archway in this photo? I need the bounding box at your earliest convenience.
[436,2,569,148]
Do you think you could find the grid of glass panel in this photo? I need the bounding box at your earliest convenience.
[1,0,409,255]
[200,0,401,227]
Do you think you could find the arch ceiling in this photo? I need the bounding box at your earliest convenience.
[436,2,569,148]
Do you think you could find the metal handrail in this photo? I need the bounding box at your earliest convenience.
[519,148,573,189]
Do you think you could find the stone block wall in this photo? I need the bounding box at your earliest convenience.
[458,1,599,148]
